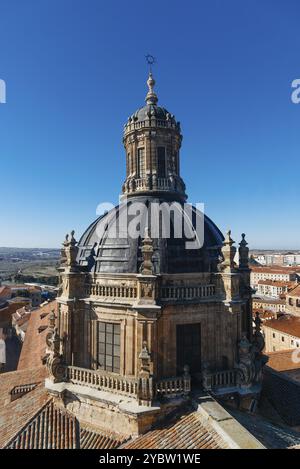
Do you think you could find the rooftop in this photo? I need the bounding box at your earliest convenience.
[17,300,57,371]
[287,284,300,298]
[251,266,300,274]
[263,315,300,338]
[253,297,286,305]
[257,280,296,288]
[267,350,300,372]
[123,407,228,449]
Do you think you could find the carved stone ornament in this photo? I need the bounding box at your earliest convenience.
[235,336,256,387]
[46,327,66,383]
[46,354,66,383]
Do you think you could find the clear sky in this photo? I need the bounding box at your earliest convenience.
[0,0,299,249]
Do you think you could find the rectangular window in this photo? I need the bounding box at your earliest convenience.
[157,147,166,177]
[97,322,120,373]
[137,148,145,178]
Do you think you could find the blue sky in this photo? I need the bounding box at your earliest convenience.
[0,0,299,249]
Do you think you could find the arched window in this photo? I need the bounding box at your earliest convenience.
[137,148,145,178]
[126,153,130,176]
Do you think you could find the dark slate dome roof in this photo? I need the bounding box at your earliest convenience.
[127,105,176,124]
[77,197,224,274]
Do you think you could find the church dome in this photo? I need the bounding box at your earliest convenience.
[77,196,223,274]
[124,72,181,132]
[127,104,177,125]
[77,71,224,274]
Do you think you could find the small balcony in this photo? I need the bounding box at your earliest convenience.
[66,365,191,405]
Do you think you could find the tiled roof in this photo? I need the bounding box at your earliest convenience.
[0,366,49,448]
[80,425,127,449]
[287,284,300,298]
[253,297,285,305]
[267,350,300,372]
[263,315,300,338]
[17,301,57,371]
[257,280,295,288]
[123,409,228,449]
[5,409,128,449]
[251,266,299,274]
[5,401,78,449]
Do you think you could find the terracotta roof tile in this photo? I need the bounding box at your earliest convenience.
[123,410,228,449]
[257,280,296,288]
[5,401,78,449]
[263,316,300,338]
[288,285,300,298]
[17,301,57,371]
[0,366,49,448]
[267,350,300,372]
[80,425,127,449]
[251,266,300,274]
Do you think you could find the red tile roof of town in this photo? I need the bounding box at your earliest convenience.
[263,316,300,338]
[257,280,296,287]
[17,301,57,371]
[266,350,300,372]
[251,266,300,274]
[288,284,300,298]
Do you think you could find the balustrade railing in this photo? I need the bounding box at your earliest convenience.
[124,119,178,133]
[66,366,191,402]
[160,284,216,300]
[67,366,138,398]
[202,369,237,391]
[155,376,191,397]
[85,283,137,299]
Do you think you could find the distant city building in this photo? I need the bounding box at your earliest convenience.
[286,284,300,317]
[253,253,300,266]
[263,316,300,352]
[252,297,286,314]
[250,265,299,289]
[256,280,296,299]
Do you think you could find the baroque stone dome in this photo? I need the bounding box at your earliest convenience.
[77,72,224,274]
[77,196,223,274]
[127,105,178,126]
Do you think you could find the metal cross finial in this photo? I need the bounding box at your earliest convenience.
[145,54,156,74]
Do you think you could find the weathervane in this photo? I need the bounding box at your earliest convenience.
[145,54,156,74]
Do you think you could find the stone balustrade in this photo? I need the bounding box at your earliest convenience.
[84,281,216,302]
[66,366,191,402]
[124,118,178,133]
[160,284,216,300]
[155,375,191,397]
[84,283,137,299]
[67,366,138,398]
[134,177,172,192]
[202,369,237,391]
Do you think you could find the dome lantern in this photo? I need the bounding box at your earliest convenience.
[122,72,187,201]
